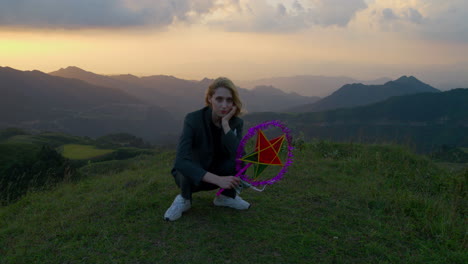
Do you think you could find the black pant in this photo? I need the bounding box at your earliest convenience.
[173,160,237,201]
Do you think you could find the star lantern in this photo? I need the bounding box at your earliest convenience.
[240,130,285,179]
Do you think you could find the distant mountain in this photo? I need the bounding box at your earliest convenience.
[244,88,468,152]
[0,67,177,143]
[288,76,440,113]
[49,67,180,113]
[50,66,318,118]
[237,75,392,97]
[109,73,208,116]
[49,66,127,90]
[238,85,320,112]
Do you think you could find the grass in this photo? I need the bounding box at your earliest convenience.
[437,162,467,174]
[61,144,115,160]
[4,135,52,146]
[0,142,40,164]
[0,142,466,263]
[4,133,90,148]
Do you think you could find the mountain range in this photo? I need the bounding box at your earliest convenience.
[2,66,466,149]
[0,67,177,143]
[49,66,319,118]
[244,88,468,151]
[288,76,440,112]
[237,75,392,97]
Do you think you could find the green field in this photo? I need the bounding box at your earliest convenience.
[0,142,466,263]
[3,132,90,147]
[5,135,53,146]
[61,144,115,160]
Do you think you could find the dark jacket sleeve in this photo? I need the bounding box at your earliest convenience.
[173,115,207,185]
[221,118,243,159]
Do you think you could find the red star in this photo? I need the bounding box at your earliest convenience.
[240,130,285,177]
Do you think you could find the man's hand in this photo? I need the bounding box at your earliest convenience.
[222,106,236,134]
[216,176,241,189]
[202,172,240,189]
[222,105,236,123]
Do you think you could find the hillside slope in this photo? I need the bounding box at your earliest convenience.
[246,88,468,151]
[0,67,177,143]
[289,76,440,112]
[0,142,465,263]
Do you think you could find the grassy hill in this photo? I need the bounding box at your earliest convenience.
[61,144,115,160]
[0,142,465,263]
[0,130,157,204]
[245,88,468,152]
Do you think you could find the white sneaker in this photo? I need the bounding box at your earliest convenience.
[164,194,191,221]
[213,194,250,210]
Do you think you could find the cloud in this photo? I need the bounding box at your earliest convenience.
[204,0,368,32]
[382,8,397,20]
[308,0,368,27]
[406,8,423,24]
[377,7,424,25]
[0,0,217,29]
[1,0,466,43]
[364,0,468,42]
[292,0,304,12]
[0,0,370,32]
[420,0,468,42]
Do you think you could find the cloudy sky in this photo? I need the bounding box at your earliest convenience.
[1,0,467,88]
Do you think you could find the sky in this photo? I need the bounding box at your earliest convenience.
[1,0,468,88]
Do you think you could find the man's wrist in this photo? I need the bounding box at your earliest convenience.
[203,172,221,186]
[211,174,219,186]
[222,121,231,134]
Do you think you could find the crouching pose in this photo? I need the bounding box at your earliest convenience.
[164,77,250,221]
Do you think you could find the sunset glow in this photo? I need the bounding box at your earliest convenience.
[1,0,467,87]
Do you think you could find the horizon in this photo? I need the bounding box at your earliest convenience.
[1,64,464,94]
[1,0,468,89]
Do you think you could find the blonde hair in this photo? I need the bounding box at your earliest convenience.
[205,77,243,117]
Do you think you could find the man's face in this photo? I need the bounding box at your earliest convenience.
[208,87,234,119]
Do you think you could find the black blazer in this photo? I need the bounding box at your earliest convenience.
[171,106,243,185]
